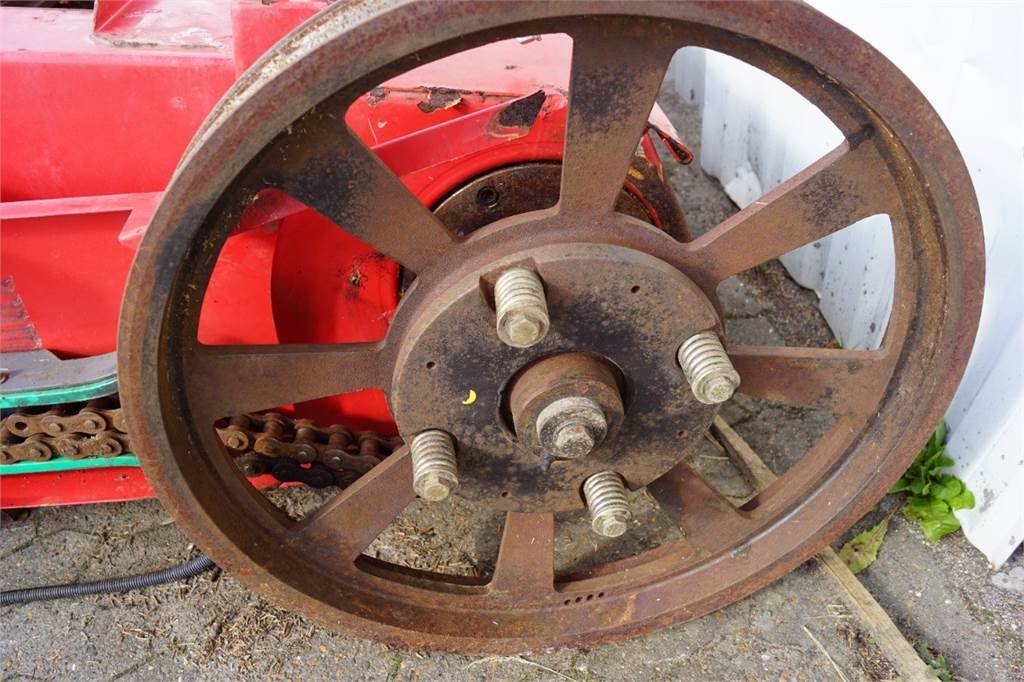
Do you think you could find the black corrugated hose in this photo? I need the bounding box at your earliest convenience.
[1,553,216,606]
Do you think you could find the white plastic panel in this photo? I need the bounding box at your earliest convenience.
[670,2,1024,565]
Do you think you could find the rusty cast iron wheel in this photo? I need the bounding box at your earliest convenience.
[119,0,983,652]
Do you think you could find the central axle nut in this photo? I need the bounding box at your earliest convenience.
[536,396,608,459]
[508,353,625,462]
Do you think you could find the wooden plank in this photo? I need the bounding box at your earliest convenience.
[711,415,776,492]
[711,415,937,682]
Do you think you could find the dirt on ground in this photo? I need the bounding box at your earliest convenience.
[1,90,1021,682]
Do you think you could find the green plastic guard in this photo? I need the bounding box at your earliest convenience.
[0,454,139,476]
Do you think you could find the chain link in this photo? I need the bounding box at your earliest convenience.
[1,397,399,489]
[1,397,129,463]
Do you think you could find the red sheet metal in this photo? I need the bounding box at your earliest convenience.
[0,3,685,507]
[0,468,289,509]
[0,467,155,508]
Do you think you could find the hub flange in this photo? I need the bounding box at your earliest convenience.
[390,242,721,512]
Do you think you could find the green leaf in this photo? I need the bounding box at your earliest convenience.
[889,478,912,494]
[920,511,961,542]
[907,475,930,496]
[838,512,894,574]
[931,475,964,502]
[922,449,953,476]
[904,496,946,521]
[891,422,974,543]
[915,644,953,682]
[948,488,975,511]
[923,445,943,466]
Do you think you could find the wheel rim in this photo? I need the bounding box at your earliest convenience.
[119,0,983,652]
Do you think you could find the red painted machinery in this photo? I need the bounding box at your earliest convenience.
[0,0,691,507]
[1,0,983,653]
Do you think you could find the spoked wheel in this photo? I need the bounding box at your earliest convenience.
[120,1,983,652]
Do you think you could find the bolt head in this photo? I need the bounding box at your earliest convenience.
[696,372,740,405]
[502,310,546,347]
[417,474,455,502]
[592,511,629,538]
[536,396,607,460]
[553,423,596,458]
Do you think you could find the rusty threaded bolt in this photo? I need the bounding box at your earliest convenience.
[677,330,740,405]
[224,430,248,450]
[494,267,549,348]
[410,429,459,502]
[582,470,632,538]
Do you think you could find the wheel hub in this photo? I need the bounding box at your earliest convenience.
[390,241,720,512]
[511,353,623,462]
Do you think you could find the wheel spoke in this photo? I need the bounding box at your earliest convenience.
[294,446,416,562]
[489,512,555,596]
[559,24,676,217]
[648,463,752,553]
[186,342,389,421]
[729,346,895,417]
[680,130,898,283]
[264,116,456,274]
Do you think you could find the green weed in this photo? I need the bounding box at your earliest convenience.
[890,422,975,542]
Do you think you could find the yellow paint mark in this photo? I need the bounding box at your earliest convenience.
[627,167,645,181]
[461,389,478,406]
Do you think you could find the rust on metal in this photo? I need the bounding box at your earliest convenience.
[118,0,984,654]
[507,352,625,463]
[433,159,689,240]
[417,86,463,113]
[494,89,546,129]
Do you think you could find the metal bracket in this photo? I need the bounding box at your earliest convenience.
[0,350,118,409]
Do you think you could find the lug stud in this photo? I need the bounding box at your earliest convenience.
[582,471,632,538]
[410,429,459,502]
[536,396,608,460]
[494,267,549,348]
[677,330,740,405]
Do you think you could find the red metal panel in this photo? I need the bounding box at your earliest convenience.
[0,467,154,508]
[230,0,327,75]
[0,468,293,509]
[0,6,672,507]
[0,212,135,356]
[0,6,235,201]
[92,0,234,49]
